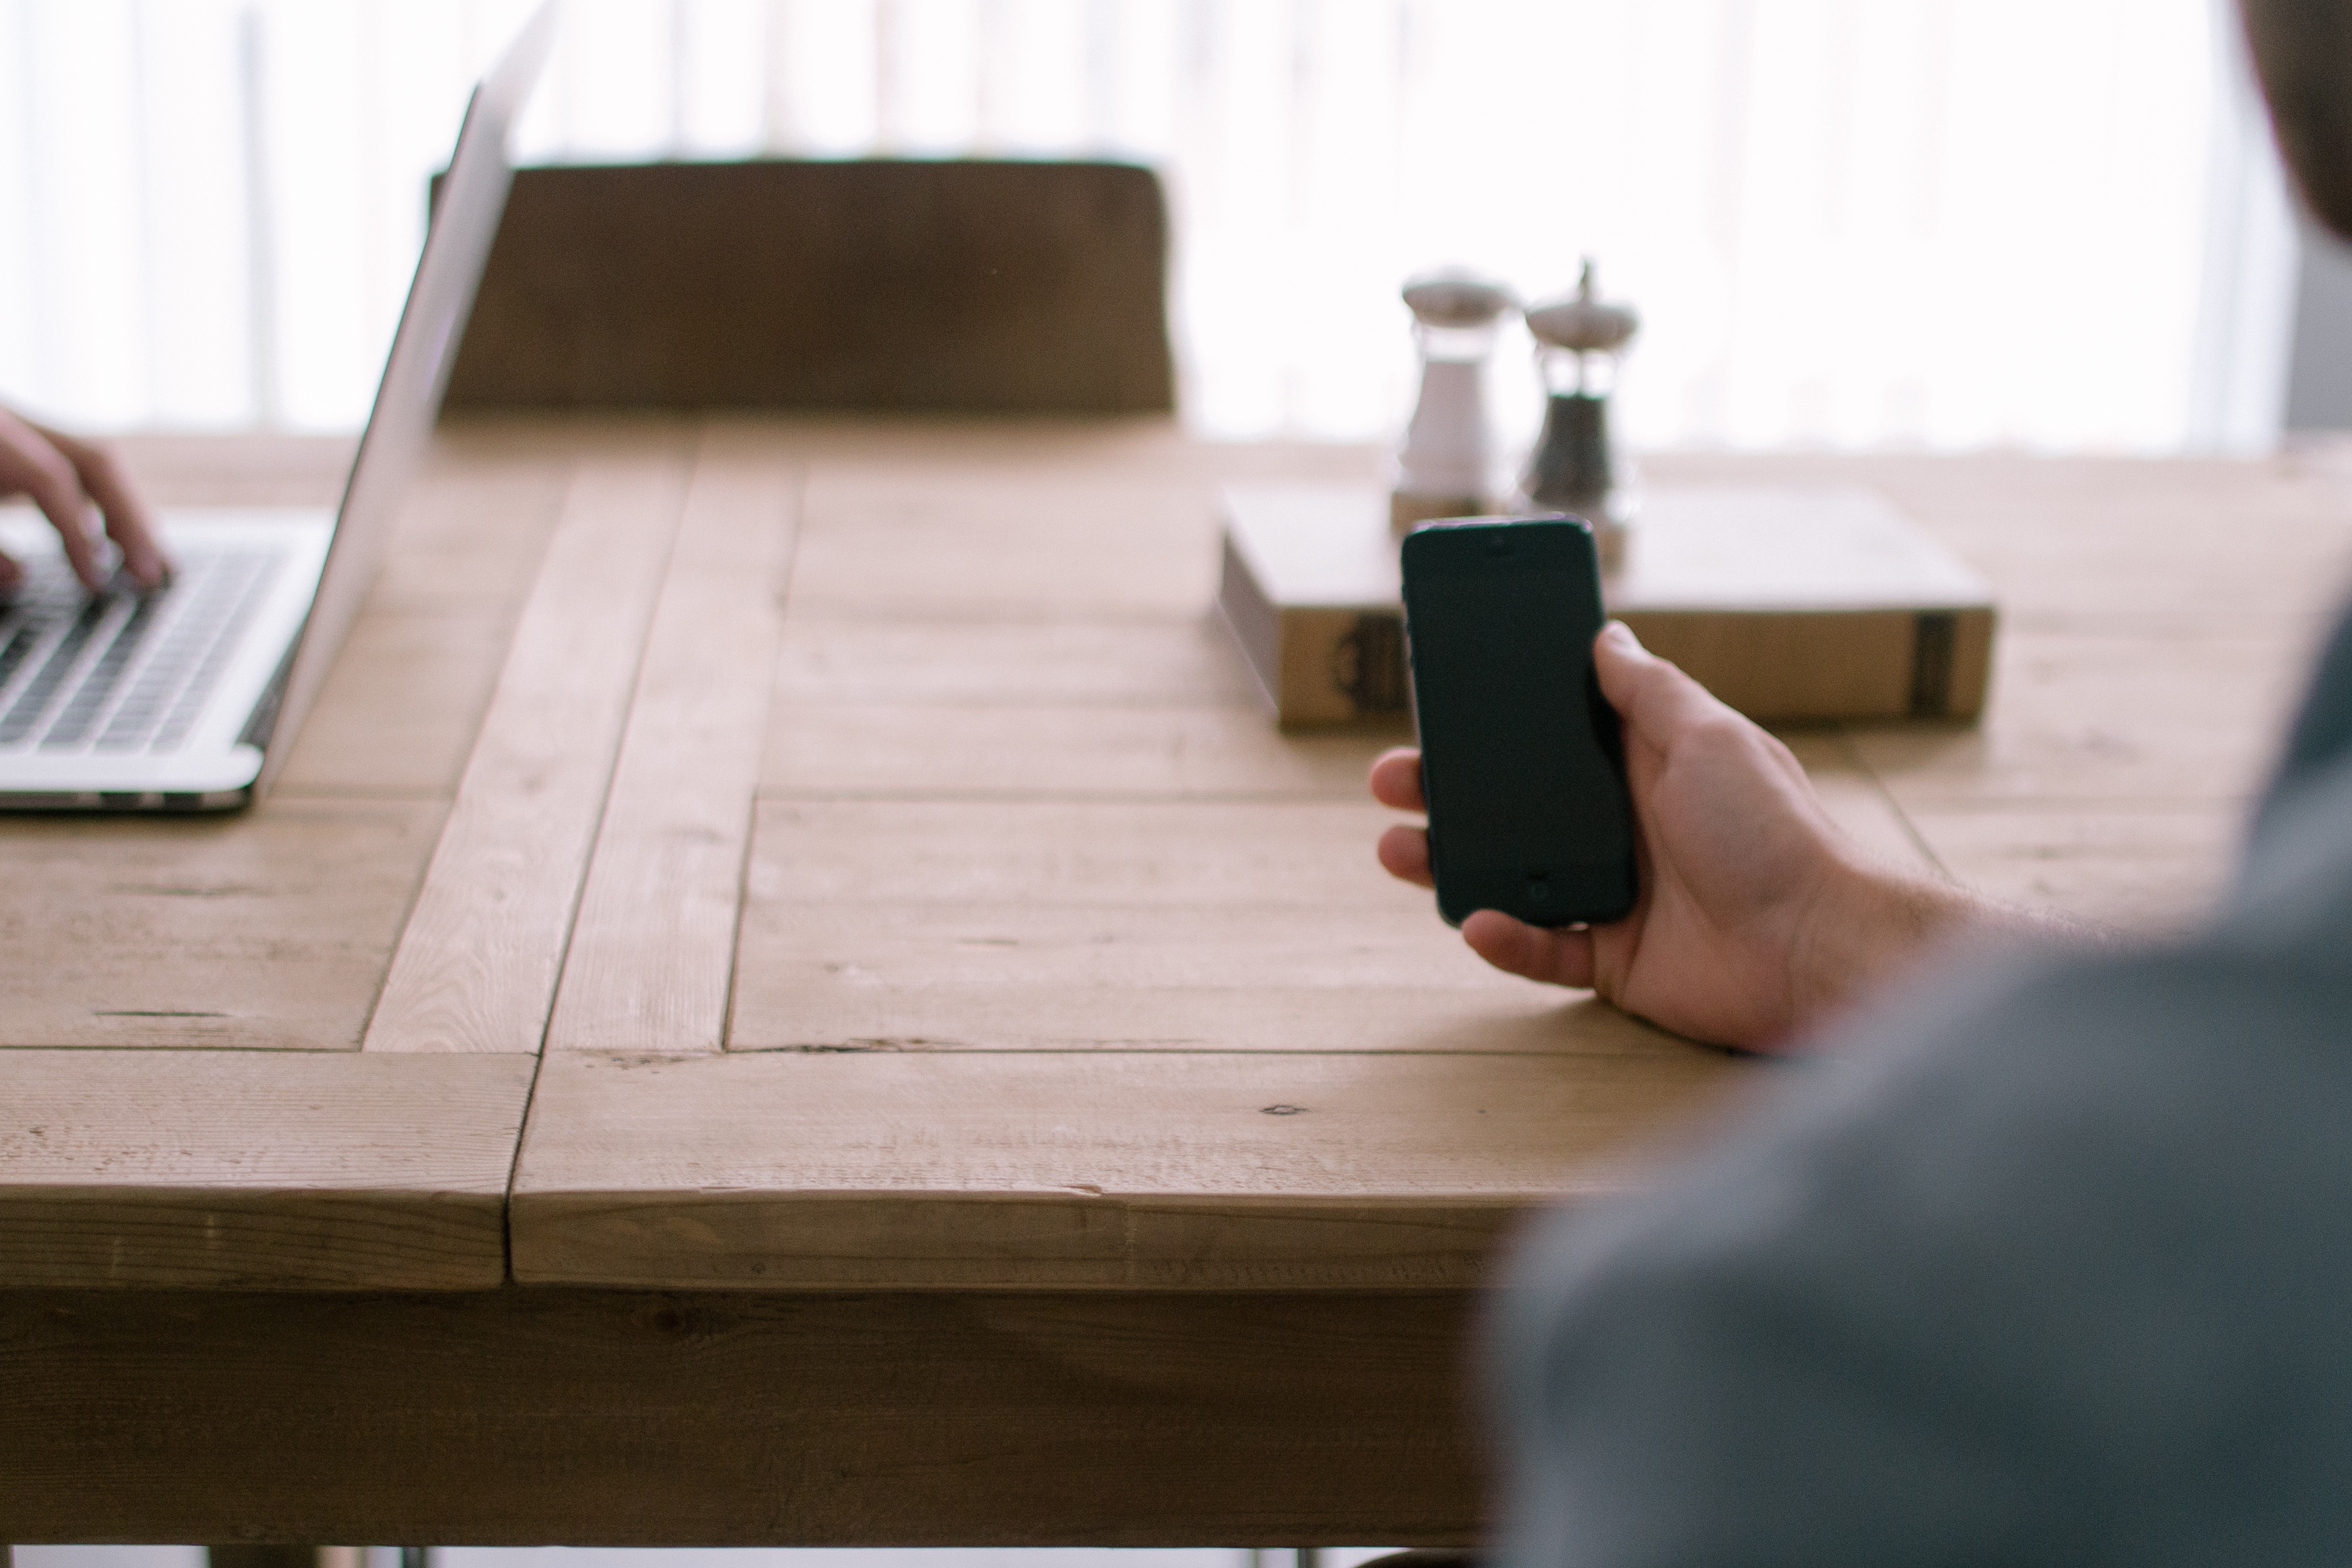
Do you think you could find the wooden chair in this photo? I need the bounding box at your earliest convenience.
[437,159,1175,416]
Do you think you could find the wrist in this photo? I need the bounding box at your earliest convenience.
[1785,853,1980,1039]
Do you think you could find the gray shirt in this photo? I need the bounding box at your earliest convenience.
[1495,611,2352,1566]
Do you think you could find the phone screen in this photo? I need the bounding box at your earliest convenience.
[1402,519,1637,926]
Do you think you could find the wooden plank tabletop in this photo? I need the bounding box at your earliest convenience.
[509,429,2352,1293]
[507,426,1784,1289]
[7,421,2352,1545]
[5,421,2351,1300]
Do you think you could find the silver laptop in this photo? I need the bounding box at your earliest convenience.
[0,1,556,811]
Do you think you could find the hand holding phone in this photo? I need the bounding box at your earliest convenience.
[1400,514,1637,927]
[1377,608,2036,1050]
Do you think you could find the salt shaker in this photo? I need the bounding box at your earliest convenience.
[1391,270,1514,536]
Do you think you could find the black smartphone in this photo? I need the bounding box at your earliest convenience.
[1400,514,1637,927]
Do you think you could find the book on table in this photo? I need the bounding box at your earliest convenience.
[1215,484,1996,729]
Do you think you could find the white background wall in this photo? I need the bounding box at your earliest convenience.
[0,0,2302,453]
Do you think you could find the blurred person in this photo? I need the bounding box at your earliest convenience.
[0,403,172,594]
[1370,0,2352,1557]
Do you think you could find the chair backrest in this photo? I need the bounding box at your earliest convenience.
[437,158,1174,416]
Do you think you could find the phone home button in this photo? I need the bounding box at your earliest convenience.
[1525,874,1551,903]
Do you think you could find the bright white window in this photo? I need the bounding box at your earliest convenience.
[0,0,2298,452]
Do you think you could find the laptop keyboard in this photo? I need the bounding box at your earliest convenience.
[0,551,280,755]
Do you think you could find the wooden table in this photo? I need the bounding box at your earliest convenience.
[6,420,2350,1546]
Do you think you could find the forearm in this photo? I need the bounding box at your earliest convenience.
[1788,857,2109,1038]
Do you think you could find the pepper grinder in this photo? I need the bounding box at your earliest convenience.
[1519,259,1639,570]
[1391,270,1514,536]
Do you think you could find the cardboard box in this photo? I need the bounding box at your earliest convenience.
[1217,485,1996,727]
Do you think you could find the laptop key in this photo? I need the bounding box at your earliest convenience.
[0,550,277,756]
[148,557,278,753]
[0,626,40,696]
[0,600,108,745]
[41,596,160,748]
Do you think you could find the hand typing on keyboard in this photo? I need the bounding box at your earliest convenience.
[0,404,173,595]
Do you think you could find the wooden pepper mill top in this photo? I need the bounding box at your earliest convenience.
[1524,259,1638,358]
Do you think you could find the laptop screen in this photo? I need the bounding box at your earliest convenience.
[252,0,557,793]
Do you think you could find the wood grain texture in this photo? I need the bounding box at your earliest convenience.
[548,434,798,1052]
[270,431,574,799]
[362,425,578,611]
[0,1053,532,1289]
[745,798,1480,908]
[509,1049,1749,1289]
[364,438,693,1053]
[726,790,1922,1054]
[1780,734,1945,877]
[269,608,516,798]
[1849,628,2307,808]
[0,1286,1485,1544]
[1728,451,2352,626]
[761,702,1963,814]
[442,161,1174,415]
[727,985,1706,1058]
[760,439,1385,803]
[765,701,1391,799]
[784,465,1218,619]
[773,614,1261,707]
[0,800,446,1049]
